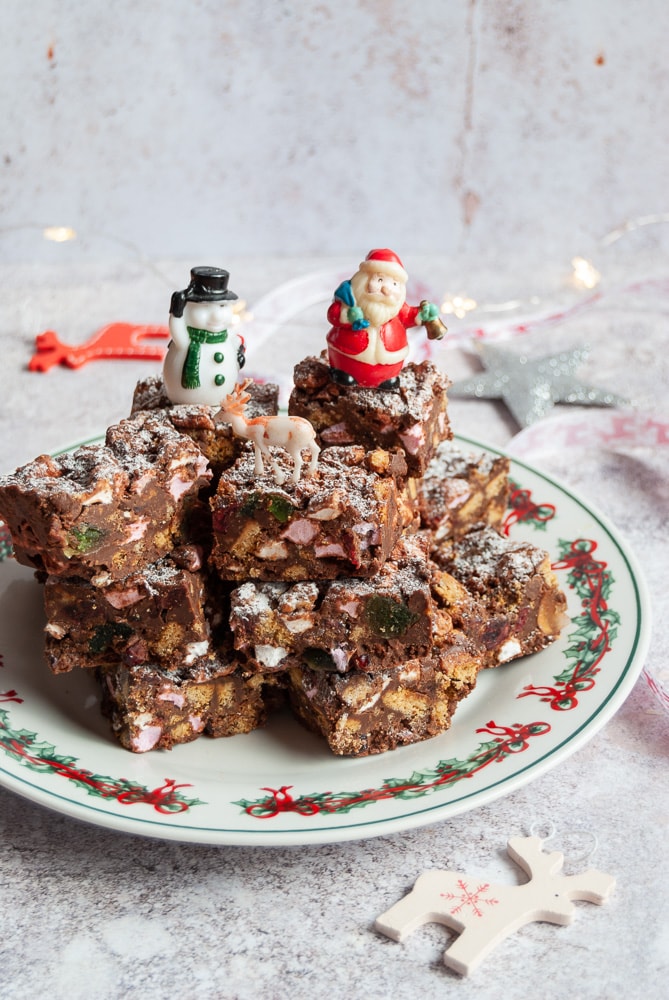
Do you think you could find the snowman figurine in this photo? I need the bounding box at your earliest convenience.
[163,266,245,405]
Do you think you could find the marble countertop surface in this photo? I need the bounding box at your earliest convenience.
[0,255,667,999]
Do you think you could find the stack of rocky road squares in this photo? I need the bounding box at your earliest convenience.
[0,355,568,756]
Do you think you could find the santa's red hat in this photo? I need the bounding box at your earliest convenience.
[358,248,408,284]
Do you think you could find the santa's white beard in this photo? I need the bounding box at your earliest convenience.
[350,271,405,327]
[360,295,402,327]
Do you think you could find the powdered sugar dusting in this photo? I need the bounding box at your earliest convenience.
[449,526,544,584]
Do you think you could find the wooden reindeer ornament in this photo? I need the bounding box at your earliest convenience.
[218,380,320,485]
[375,835,615,976]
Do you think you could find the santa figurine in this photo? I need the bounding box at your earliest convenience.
[163,266,245,405]
[326,248,445,390]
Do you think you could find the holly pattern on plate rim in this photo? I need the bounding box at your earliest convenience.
[521,536,619,711]
[0,706,203,814]
[502,478,556,535]
[235,721,552,819]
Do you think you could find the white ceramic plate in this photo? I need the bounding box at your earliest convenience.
[0,434,650,845]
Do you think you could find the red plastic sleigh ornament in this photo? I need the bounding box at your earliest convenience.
[28,323,170,371]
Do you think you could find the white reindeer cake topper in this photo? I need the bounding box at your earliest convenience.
[375,835,615,976]
[218,379,320,486]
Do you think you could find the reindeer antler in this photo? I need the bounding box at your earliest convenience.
[220,378,253,414]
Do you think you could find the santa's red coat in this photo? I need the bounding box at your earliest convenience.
[326,300,421,386]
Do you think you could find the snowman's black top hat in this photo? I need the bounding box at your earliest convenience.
[171,266,238,317]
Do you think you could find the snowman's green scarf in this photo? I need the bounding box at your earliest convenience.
[182,326,228,389]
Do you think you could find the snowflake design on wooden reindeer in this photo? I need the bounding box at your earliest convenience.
[440,880,499,918]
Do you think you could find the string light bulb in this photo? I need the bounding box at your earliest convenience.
[571,256,601,290]
[441,294,478,319]
[43,226,77,243]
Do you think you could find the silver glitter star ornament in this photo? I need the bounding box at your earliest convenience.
[449,342,628,428]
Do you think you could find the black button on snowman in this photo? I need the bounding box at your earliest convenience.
[163,266,246,405]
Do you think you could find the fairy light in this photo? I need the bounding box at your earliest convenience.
[43,226,77,243]
[231,298,251,327]
[442,215,665,321]
[571,256,601,290]
[441,294,478,319]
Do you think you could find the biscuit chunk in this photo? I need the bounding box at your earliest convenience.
[43,553,217,675]
[433,526,569,666]
[287,634,481,756]
[289,355,452,476]
[416,440,510,541]
[0,417,210,581]
[210,445,407,581]
[98,659,285,753]
[229,535,435,674]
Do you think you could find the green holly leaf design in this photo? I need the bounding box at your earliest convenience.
[521,536,620,711]
[0,708,202,814]
[236,723,550,819]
